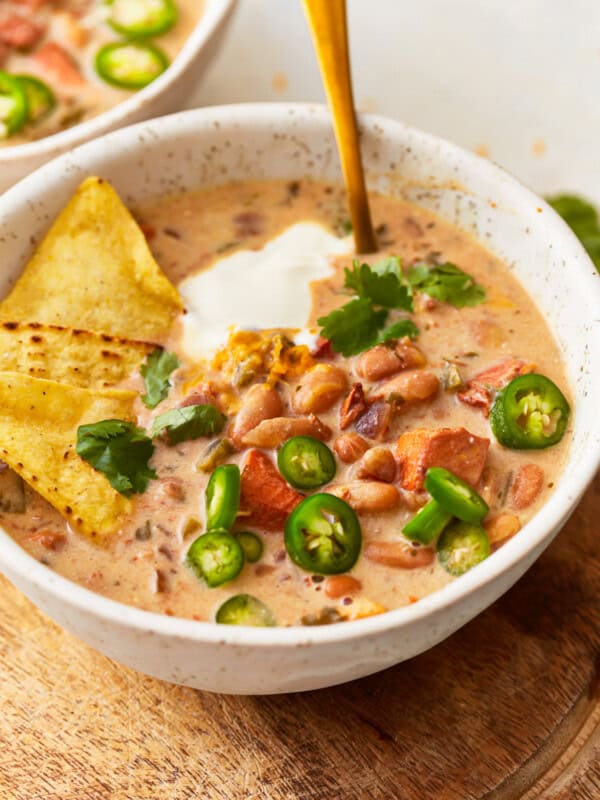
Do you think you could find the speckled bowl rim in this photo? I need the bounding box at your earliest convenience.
[0,0,234,163]
[0,103,598,649]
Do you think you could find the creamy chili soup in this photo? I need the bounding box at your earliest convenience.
[0,0,202,145]
[0,179,572,627]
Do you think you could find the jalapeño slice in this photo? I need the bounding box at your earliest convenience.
[234,531,263,564]
[285,493,361,575]
[403,498,453,545]
[107,0,178,38]
[425,467,489,525]
[205,464,240,531]
[490,373,570,450]
[0,71,28,138]
[437,521,490,577]
[186,530,244,588]
[15,75,56,125]
[95,41,169,89]
[277,436,336,490]
[215,594,276,627]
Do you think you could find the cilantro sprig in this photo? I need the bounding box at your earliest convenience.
[344,257,413,311]
[407,262,486,307]
[151,404,226,445]
[546,194,600,272]
[318,298,388,357]
[318,256,418,356]
[76,419,156,496]
[141,348,179,409]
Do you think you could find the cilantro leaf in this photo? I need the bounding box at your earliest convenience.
[141,348,180,409]
[344,256,413,311]
[546,194,600,272]
[407,262,486,307]
[76,419,156,496]
[151,404,226,445]
[378,319,420,343]
[317,298,388,357]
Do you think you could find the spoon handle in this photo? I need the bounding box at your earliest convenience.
[302,0,377,254]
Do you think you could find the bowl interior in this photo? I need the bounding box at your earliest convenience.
[0,103,598,646]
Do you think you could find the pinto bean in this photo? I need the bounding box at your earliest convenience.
[371,369,439,405]
[324,575,362,599]
[355,339,425,381]
[293,364,348,414]
[327,481,400,512]
[510,464,545,509]
[231,383,282,447]
[241,414,331,448]
[485,514,521,547]
[354,447,396,483]
[333,433,369,463]
[355,345,401,382]
[364,540,435,569]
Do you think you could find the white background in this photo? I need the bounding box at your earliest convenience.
[191,0,600,204]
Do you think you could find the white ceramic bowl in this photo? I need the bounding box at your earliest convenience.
[0,104,598,695]
[0,0,235,193]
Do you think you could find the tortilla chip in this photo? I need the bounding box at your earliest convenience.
[0,372,136,540]
[0,321,155,388]
[0,176,183,341]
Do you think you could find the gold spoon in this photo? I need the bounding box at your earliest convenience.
[302,0,377,254]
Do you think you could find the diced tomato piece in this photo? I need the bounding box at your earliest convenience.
[311,336,334,359]
[0,13,44,49]
[458,358,534,416]
[33,41,85,86]
[395,427,490,491]
[339,383,367,430]
[239,449,303,531]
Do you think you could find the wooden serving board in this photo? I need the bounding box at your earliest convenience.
[0,474,598,800]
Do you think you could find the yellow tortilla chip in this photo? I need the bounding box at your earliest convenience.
[0,372,136,540]
[0,321,155,388]
[0,176,183,341]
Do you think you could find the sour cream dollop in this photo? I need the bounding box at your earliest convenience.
[178,222,352,359]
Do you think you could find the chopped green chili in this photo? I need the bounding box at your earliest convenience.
[403,499,453,545]
[186,530,244,588]
[490,373,570,449]
[205,464,240,531]
[0,71,28,138]
[425,467,489,524]
[277,436,336,490]
[215,594,276,626]
[107,0,178,38]
[15,75,55,125]
[95,41,169,89]
[285,493,362,575]
[437,521,490,576]
[234,531,263,564]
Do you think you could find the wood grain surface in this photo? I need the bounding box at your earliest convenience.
[0,474,598,800]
